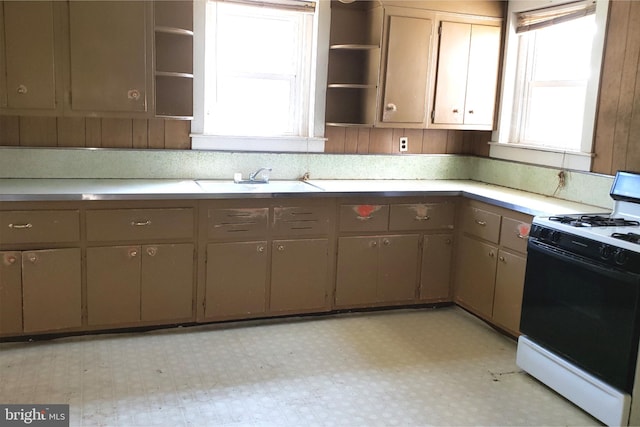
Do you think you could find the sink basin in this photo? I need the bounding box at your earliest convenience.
[195,180,323,194]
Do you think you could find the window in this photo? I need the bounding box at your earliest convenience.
[491,0,608,171]
[192,0,329,152]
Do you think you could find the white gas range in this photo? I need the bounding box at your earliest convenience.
[517,171,640,427]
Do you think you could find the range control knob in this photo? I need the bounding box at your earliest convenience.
[599,244,613,260]
[614,249,629,266]
[539,227,550,240]
[550,231,561,243]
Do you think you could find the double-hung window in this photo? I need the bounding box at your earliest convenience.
[192,0,328,152]
[491,0,608,171]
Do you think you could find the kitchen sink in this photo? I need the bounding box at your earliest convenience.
[195,180,323,194]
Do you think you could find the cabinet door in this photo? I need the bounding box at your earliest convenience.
[454,235,497,318]
[141,244,194,322]
[0,3,6,108]
[336,236,378,307]
[378,234,420,302]
[271,239,328,313]
[22,248,81,333]
[380,14,432,125]
[0,251,23,334]
[205,242,268,318]
[3,1,57,109]
[493,249,527,333]
[87,246,141,326]
[68,1,148,112]
[433,21,470,125]
[420,234,453,301]
[464,24,501,126]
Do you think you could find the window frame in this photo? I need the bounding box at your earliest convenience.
[191,0,330,152]
[490,0,609,171]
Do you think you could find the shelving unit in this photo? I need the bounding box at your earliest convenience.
[154,1,193,119]
[325,1,383,127]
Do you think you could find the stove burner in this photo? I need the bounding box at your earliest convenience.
[549,215,640,227]
[612,232,640,244]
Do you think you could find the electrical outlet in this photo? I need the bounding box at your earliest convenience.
[399,137,408,152]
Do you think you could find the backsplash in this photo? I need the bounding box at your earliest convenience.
[0,147,614,208]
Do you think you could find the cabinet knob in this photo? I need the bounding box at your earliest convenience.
[382,238,390,246]
[257,245,265,253]
[8,223,33,229]
[146,247,157,257]
[468,109,474,114]
[4,254,17,265]
[499,256,506,262]
[278,245,285,251]
[370,240,378,248]
[27,253,38,263]
[128,248,138,258]
[452,108,459,113]
[488,251,495,258]
[445,238,452,245]
[385,103,397,112]
[16,85,27,95]
[127,89,141,100]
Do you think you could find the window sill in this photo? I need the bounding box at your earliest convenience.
[489,142,593,171]
[191,135,326,153]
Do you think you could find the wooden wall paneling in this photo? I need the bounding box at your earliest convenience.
[101,118,132,148]
[324,126,346,153]
[344,127,359,153]
[594,1,630,174]
[404,128,424,154]
[148,118,165,149]
[132,119,149,149]
[446,130,464,153]
[164,120,191,149]
[357,128,370,154]
[472,131,491,157]
[85,118,102,148]
[57,117,86,147]
[611,2,640,173]
[0,116,20,146]
[19,117,57,147]
[422,129,448,153]
[369,127,393,153]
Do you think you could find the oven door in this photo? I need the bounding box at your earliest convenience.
[520,239,640,393]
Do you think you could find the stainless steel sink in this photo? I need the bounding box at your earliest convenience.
[195,180,323,194]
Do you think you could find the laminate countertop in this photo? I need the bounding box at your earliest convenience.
[0,178,608,217]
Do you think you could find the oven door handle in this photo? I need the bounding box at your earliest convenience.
[528,240,640,283]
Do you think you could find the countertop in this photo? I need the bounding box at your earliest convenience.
[0,178,607,217]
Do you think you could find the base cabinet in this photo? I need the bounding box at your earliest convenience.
[336,234,419,307]
[454,235,497,318]
[1,248,81,334]
[492,249,527,332]
[420,234,453,301]
[87,243,193,326]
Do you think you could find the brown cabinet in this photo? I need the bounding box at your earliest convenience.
[86,206,195,327]
[420,233,453,301]
[1,1,59,112]
[431,18,502,130]
[454,200,531,335]
[377,7,434,127]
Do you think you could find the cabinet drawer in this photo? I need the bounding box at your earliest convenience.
[500,217,530,253]
[273,206,332,236]
[389,202,455,231]
[207,207,268,240]
[86,208,193,242]
[0,210,80,244]
[461,206,501,243]
[339,204,389,232]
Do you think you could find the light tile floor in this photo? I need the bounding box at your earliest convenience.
[0,307,601,426]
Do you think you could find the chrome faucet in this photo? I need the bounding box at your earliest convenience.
[249,167,272,183]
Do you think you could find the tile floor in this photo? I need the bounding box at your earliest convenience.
[0,306,601,426]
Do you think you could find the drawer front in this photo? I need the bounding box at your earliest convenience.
[389,202,455,231]
[500,217,530,253]
[86,208,194,242]
[339,204,389,232]
[273,206,332,236]
[208,207,268,240]
[0,210,80,244]
[461,206,501,243]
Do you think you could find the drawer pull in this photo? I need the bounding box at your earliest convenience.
[475,220,487,226]
[27,253,38,263]
[415,215,431,221]
[146,247,157,257]
[356,215,372,221]
[517,233,529,240]
[8,223,33,229]
[131,220,151,227]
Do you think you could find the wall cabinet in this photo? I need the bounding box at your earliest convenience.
[85,207,195,327]
[0,0,59,112]
[454,201,531,335]
[431,18,502,129]
[377,7,434,128]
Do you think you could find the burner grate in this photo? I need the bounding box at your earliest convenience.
[549,215,640,227]
[612,232,640,244]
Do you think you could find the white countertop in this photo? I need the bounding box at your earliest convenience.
[0,178,607,217]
